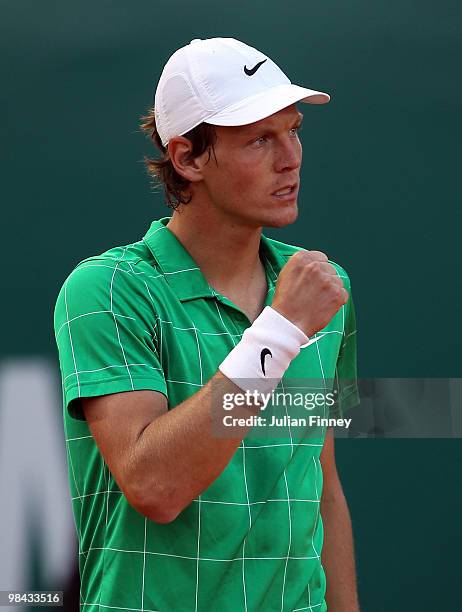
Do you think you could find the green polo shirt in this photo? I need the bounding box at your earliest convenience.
[53,216,359,612]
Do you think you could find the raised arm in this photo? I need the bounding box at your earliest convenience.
[82,249,348,524]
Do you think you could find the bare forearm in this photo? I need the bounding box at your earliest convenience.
[321,491,360,611]
[130,371,257,521]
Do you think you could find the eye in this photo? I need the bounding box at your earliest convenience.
[289,125,302,137]
[253,135,268,145]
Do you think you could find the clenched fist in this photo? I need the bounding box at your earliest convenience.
[272,250,348,338]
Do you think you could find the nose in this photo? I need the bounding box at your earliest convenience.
[274,136,302,173]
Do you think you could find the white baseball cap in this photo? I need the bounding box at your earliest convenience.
[154,37,330,147]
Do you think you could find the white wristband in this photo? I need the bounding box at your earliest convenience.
[218,306,309,395]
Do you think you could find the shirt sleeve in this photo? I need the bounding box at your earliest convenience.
[329,276,360,419]
[53,259,168,420]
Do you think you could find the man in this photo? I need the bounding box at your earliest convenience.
[54,37,360,611]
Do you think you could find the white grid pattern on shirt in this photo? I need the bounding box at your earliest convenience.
[56,231,354,612]
[78,546,321,562]
[266,253,327,612]
[212,293,252,610]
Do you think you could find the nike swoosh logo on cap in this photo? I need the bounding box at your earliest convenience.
[300,333,327,349]
[244,59,267,76]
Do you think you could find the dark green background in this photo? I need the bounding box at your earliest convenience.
[2,1,461,609]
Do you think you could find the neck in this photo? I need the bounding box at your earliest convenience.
[166,205,265,297]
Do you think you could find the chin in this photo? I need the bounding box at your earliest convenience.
[261,202,299,228]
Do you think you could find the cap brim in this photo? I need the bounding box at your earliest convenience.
[203,83,330,128]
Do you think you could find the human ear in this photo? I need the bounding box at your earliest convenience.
[168,136,205,183]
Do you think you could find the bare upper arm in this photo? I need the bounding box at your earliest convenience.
[82,390,168,503]
[319,426,343,502]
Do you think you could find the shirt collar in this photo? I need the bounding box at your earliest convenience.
[142,216,285,302]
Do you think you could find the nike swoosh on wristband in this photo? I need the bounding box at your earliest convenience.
[300,332,327,349]
[244,59,267,76]
[260,348,273,376]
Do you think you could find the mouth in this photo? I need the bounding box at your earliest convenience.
[271,183,299,201]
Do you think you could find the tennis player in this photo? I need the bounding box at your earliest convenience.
[54,37,360,611]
